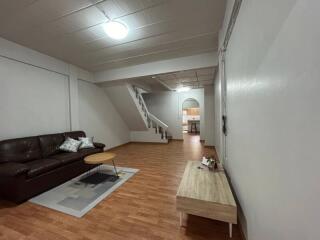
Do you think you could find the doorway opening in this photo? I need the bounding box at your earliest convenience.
[182,98,200,135]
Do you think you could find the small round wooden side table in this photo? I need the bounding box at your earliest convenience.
[84,152,119,183]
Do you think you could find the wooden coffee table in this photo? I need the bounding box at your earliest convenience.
[83,152,119,184]
[176,161,237,238]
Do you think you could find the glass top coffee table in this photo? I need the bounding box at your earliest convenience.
[83,152,119,184]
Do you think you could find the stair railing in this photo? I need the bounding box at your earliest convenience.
[132,85,169,139]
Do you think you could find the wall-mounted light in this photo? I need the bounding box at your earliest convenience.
[176,86,191,92]
[103,21,128,40]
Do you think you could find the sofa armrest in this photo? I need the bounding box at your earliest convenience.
[0,162,30,177]
[93,142,105,149]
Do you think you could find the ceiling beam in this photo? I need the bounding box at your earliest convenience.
[94,51,218,83]
[156,79,174,91]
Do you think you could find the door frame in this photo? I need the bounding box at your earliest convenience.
[219,50,227,164]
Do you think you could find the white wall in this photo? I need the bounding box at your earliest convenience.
[182,99,200,109]
[143,89,205,140]
[217,0,320,239]
[130,129,167,143]
[78,80,130,149]
[204,85,215,146]
[104,84,148,131]
[0,57,70,139]
[0,37,69,75]
[0,37,129,150]
[0,37,75,140]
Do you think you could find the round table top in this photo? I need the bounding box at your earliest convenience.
[84,152,116,165]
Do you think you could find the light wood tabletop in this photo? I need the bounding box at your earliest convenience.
[176,161,237,238]
[84,152,116,165]
[84,152,119,177]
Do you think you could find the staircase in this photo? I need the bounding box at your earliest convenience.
[130,85,169,143]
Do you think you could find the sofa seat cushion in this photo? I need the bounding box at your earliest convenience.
[50,148,101,165]
[78,148,101,158]
[49,152,83,165]
[0,162,30,177]
[26,159,62,178]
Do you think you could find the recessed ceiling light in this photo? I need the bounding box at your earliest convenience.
[103,21,128,40]
[176,86,191,92]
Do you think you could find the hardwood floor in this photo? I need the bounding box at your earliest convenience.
[0,134,242,240]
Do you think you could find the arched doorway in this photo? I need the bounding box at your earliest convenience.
[182,98,200,135]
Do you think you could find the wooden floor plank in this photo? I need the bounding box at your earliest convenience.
[0,134,242,240]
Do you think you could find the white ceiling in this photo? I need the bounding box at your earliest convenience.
[130,66,215,91]
[0,0,225,72]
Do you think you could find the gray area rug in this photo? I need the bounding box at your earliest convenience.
[29,165,139,217]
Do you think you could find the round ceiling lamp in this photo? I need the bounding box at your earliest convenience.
[103,21,129,40]
[176,86,191,92]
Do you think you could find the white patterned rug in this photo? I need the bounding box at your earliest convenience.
[29,164,139,217]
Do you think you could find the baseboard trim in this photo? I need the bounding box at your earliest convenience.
[205,145,215,148]
[129,141,168,144]
[105,141,170,150]
[224,169,247,240]
[238,216,247,240]
[105,142,131,151]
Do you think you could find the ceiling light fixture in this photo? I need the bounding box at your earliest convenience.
[103,21,128,40]
[176,86,191,92]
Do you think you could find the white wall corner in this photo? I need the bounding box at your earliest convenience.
[77,67,94,82]
[69,65,95,131]
[0,37,69,76]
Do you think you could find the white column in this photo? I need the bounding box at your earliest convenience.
[68,65,80,130]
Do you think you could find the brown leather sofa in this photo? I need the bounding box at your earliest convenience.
[0,131,105,203]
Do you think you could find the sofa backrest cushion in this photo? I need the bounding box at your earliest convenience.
[64,131,86,140]
[39,133,64,157]
[0,137,41,163]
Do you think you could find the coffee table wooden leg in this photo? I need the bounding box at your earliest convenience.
[180,212,187,227]
[111,159,119,177]
[229,223,232,238]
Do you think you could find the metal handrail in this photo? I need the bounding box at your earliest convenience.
[132,85,169,139]
[148,113,168,129]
